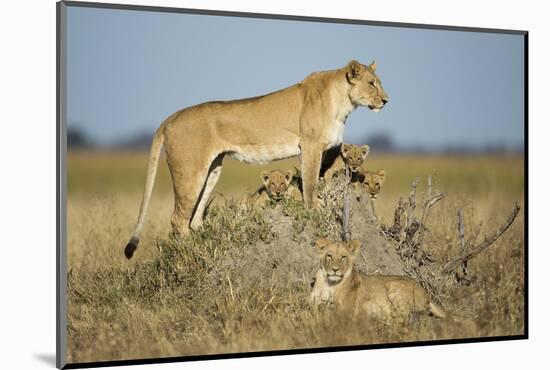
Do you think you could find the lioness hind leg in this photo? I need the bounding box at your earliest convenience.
[190,155,224,230]
[168,157,212,236]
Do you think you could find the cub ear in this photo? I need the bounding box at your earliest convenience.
[347,239,361,255]
[315,238,331,252]
[284,169,294,184]
[261,171,270,185]
[369,60,377,72]
[341,143,352,157]
[346,60,365,83]
[360,144,370,159]
[377,169,386,183]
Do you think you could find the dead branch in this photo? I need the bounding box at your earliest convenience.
[407,178,419,227]
[369,198,379,223]
[342,165,351,242]
[456,209,468,277]
[442,202,521,274]
[417,192,446,245]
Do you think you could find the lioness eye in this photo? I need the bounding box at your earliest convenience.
[370,81,376,87]
[341,256,347,261]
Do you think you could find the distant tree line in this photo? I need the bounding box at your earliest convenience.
[67,126,523,154]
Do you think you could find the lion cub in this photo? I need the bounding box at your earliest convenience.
[310,238,445,321]
[243,169,302,209]
[359,169,386,199]
[323,143,370,185]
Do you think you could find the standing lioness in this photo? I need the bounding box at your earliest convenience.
[310,238,445,321]
[124,60,388,258]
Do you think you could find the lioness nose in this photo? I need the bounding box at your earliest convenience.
[382,98,389,105]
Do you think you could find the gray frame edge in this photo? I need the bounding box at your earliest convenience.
[61,0,527,35]
[57,1,68,369]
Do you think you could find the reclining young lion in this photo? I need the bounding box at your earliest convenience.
[124,60,388,258]
[310,238,446,321]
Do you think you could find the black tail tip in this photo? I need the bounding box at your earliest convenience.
[124,238,139,259]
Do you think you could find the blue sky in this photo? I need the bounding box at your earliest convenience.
[67,6,525,150]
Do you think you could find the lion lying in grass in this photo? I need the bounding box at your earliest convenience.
[310,238,446,321]
[242,169,302,209]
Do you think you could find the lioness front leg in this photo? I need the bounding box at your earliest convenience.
[300,143,323,208]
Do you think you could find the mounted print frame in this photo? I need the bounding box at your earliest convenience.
[57,1,528,368]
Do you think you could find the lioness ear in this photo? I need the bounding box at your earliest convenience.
[261,171,270,185]
[346,60,364,83]
[284,169,293,185]
[369,60,377,72]
[347,240,361,255]
[360,145,370,159]
[315,238,331,252]
[377,169,386,183]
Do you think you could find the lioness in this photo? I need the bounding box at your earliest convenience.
[243,169,302,209]
[310,238,446,321]
[322,143,370,185]
[359,169,386,199]
[124,60,388,258]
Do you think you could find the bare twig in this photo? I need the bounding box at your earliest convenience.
[407,178,419,227]
[342,165,351,242]
[369,198,379,223]
[457,209,468,276]
[442,202,521,274]
[417,192,446,245]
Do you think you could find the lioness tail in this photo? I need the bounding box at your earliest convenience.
[124,126,165,259]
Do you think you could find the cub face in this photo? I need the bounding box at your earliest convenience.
[261,169,293,201]
[361,169,386,200]
[315,238,361,284]
[341,144,370,173]
[345,60,389,112]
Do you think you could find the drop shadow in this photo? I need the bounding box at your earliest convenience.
[34,353,57,367]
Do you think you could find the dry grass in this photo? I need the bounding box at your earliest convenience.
[66,151,525,364]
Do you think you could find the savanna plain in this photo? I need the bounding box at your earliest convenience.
[66,151,525,364]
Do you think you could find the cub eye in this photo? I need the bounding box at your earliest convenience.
[365,182,370,186]
[327,254,333,260]
[341,256,347,261]
[376,183,380,187]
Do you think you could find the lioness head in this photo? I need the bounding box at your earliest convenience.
[345,60,389,112]
[361,169,386,200]
[341,144,370,172]
[315,238,361,284]
[261,169,293,201]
